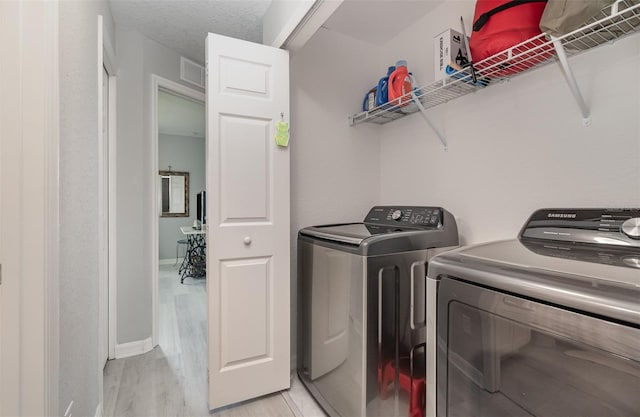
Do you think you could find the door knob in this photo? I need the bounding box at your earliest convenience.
[243,236,252,245]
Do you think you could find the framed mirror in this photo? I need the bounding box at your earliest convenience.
[159,170,189,217]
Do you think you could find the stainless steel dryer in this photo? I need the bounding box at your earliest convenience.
[297,206,459,417]
[426,208,640,417]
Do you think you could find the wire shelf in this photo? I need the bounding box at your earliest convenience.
[349,0,640,126]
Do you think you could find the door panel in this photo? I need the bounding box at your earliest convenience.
[219,115,270,223]
[219,257,272,369]
[207,33,290,409]
[219,56,271,97]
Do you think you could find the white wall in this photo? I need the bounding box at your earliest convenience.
[377,1,640,245]
[116,28,204,344]
[379,1,471,90]
[290,27,382,366]
[262,0,314,47]
[158,134,206,260]
[59,1,115,416]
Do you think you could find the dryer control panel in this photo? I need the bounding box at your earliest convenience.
[364,206,444,228]
[520,208,640,248]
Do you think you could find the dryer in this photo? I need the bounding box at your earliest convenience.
[297,206,459,417]
[426,208,640,417]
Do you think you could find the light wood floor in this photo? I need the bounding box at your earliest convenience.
[103,264,302,417]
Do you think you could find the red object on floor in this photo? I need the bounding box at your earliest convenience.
[378,361,426,417]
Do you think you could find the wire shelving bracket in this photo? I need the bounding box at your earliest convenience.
[551,37,592,125]
[411,92,447,150]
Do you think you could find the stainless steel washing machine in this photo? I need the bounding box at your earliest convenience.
[297,206,459,417]
[426,208,640,417]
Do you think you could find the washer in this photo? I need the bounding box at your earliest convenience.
[297,206,459,417]
[426,208,640,417]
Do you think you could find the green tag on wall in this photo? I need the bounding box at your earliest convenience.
[275,121,289,147]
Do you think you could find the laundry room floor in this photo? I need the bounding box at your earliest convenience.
[103,264,324,417]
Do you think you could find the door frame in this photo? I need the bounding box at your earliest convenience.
[98,15,118,369]
[106,30,118,363]
[150,75,205,347]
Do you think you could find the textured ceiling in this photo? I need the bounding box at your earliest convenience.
[109,0,272,64]
[110,0,445,64]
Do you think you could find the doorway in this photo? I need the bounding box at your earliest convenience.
[102,75,209,416]
[151,76,206,349]
[152,77,209,412]
[156,84,208,409]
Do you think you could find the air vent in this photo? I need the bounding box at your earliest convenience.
[180,57,205,89]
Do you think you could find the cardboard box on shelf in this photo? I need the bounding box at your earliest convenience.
[434,29,469,81]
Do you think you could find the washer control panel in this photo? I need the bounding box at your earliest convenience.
[364,206,444,228]
[520,208,640,248]
[522,239,640,269]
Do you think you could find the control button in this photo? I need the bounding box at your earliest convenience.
[391,210,403,221]
[621,218,640,239]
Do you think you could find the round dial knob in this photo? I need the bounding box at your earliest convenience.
[391,210,403,221]
[621,218,640,239]
[622,256,640,269]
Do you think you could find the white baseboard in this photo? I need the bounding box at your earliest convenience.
[114,337,153,359]
[159,258,182,265]
[94,402,103,417]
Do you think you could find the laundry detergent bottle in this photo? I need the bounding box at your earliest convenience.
[375,66,396,107]
[388,60,413,106]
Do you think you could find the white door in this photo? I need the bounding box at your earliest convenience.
[206,33,290,409]
[1,4,26,414]
[1,2,54,414]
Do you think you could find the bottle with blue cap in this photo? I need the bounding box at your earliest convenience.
[375,65,396,107]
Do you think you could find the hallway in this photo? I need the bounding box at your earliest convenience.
[103,266,302,416]
[103,266,208,415]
